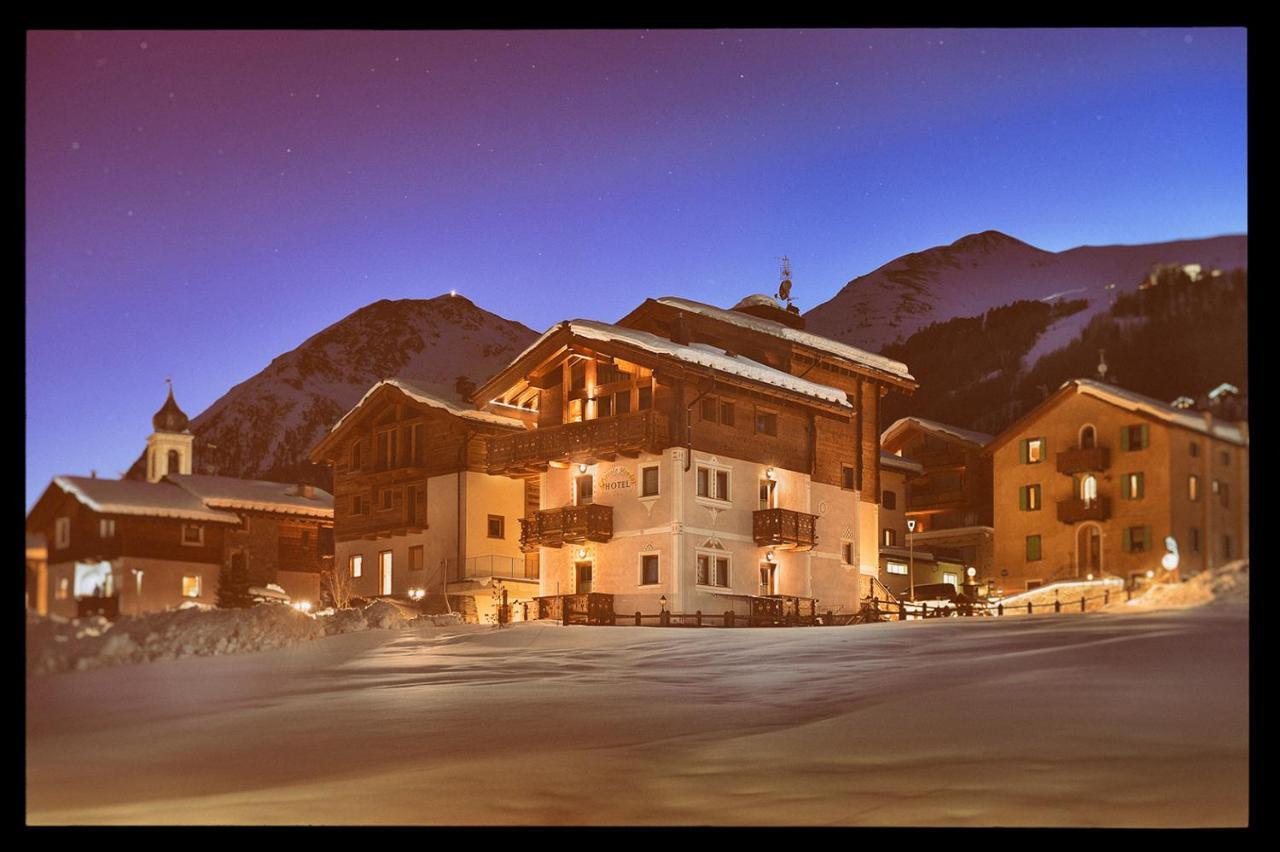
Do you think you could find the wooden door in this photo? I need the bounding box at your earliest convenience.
[575,561,593,594]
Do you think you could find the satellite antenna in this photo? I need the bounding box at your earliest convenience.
[776,256,793,304]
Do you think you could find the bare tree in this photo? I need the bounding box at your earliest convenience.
[322,557,353,610]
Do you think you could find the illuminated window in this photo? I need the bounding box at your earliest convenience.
[1021,437,1045,464]
[942,572,959,588]
[56,577,70,600]
[1080,475,1098,506]
[640,465,660,497]
[487,515,505,539]
[758,478,777,510]
[1019,484,1041,511]
[182,524,204,545]
[54,517,70,549]
[1188,475,1199,501]
[350,554,363,578]
[640,553,659,586]
[182,575,202,598]
[883,528,897,547]
[882,489,896,509]
[886,562,909,575]
[575,475,594,506]
[1025,535,1042,562]
[99,518,115,539]
[1122,472,1145,500]
[695,553,730,587]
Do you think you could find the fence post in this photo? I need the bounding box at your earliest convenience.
[899,602,907,621]
[725,610,735,628]
[523,601,530,622]
[696,610,702,627]
[922,602,929,619]
[635,611,642,626]
[997,602,1004,617]
[1027,601,1033,615]
[1127,588,1132,602]
[660,610,670,627]
[1104,590,1110,606]
[1080,595,1086,612]
[1054,598,1061,614]
[826,609,833,626]
[562,595,569,626]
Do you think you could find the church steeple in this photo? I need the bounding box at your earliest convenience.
[145,380,194,482]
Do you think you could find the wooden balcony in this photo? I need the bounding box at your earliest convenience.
[1056,446,1111,475]
[906,486,968,511]
[335,504,428,542]
[520,504,614,551]
[1056,497,1111,524]
[487,410,672,474]
[752,508,819,551]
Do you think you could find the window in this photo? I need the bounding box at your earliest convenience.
[575,475,594,506]
[99,518,115,539]
[1212,478,1220,494]
[640,465,660,497]
[1121,424,1149,451]
[596,362,624,384]
[842,542,854,565]
[381,488,395,510]
[56,577,70,600]
[695,553,730,587]
[942,572,959,588]
[1019,484,1042,511]
[1080,475,1098,506]
[615,390,631,416]
[720,401,735,426]
[1189,442,1199,458]
[409,545,424,573]
[886,562,909,575]
[637,386,652,410]
[1122,472,1145,500]
[570,360,587,391]
[1188,475,1200,501]
[1123,526,1152,553]
[182,575,202,598]
[715,470,730,502]
[1189,527,1200,553]
[411,423,425,465]
[1020,437,1045,464]
[378,551,393,595]
[697,467,710,498]
[842,465,855,490]
[1219,482,1230,508]
[758,478,776,510]
[487,515,505,539]
[54,517,70,549]
[1026,580,1043,591]
[568,398,584,422]
[640,553,659,586]
[182,524,204,546]
[701,396,718,422]
[352,494,366,515]
[755,410,778,436]
[1079,425,1096,449]
[696,466,731,501]
[1220,450,1230,466]
[351,441,362,471]
[883,528,896,547]
[882,490,896,510]
[1026,535,1042,562]
[1222,535,1232,560]
[376,429,398,469]
[350,554,363,578]
[597,394,613,419]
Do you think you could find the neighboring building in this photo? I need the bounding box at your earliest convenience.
[308,378,537,623]
[986,378,1249,593]
[876,450,938,596]
[26,532,48,615]
[464,293,917,617]
[166,475,335,606]
[880,417,995,593]
[26,388,335,618]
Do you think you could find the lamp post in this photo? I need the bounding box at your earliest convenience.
[906,519,917,603]
[659,594,669,627]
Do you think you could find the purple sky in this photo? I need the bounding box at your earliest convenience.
[25,28,1247,508]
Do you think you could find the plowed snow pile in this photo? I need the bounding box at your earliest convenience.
[1113,560,1248,611]
[26,602,463,676]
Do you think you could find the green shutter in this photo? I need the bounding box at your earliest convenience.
[1122,476,1130,499]
[1143,527,1152,551]
[1020,439,1028,464]
[1136,473,1145,499]
[1123,527,1132,552]
[1121,427,1130,451]
[1140,424,1149,449]
[1019,486,1027,511]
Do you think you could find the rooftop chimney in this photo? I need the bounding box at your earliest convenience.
[671,312,691,345]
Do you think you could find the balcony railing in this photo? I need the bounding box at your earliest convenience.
[1056,497,1111,524]
[520,504,614,551]
[752,508,819,550]
[336,503,427,541]
[487,410,672,474]
[906,487,967,511]
[1056,446,1111,475]
[452,554,539,582]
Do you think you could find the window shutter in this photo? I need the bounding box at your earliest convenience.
[1019,486,1027,511]
[1137,474,1145,499]
[1143,527,1152,551]
[1120,428,1130,452]
[1020,440,1028,464]
[1123,527,1132,552]
[1140,424,1149,449]
[1122,476,1130,499]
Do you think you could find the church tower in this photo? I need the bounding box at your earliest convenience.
[145,382,194,482]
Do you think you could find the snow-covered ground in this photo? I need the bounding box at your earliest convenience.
[27,587,1247,827]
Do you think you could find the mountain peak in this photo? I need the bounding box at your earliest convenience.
[947,230,1034,253]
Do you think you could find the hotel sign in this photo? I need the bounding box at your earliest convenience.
[600,466,636,493]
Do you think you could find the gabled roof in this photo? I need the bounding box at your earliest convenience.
[882,417,993,449]
[333,378,526,434]
[483,319,853,411]
[166,474,334,519]
[985,378,1249,454]
[879,450,924,475]
[50,477,241,524]
[649,296,916,384]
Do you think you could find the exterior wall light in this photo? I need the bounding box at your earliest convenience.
[578,463,588,473]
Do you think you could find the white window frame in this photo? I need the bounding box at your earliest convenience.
[942,572,959,587]
[886,561,909,576]
[350,554,363,578]
[54,517,71,549]
[639,464,661,499]
[181,524,204,546]
[638,552,660,587]
[182,575,202,598]
[379,550,393,595]
[695,463,732,506]
[694,549,731,588]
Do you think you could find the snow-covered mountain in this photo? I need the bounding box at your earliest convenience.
[127,295,539,485]
[804,231,1248,353]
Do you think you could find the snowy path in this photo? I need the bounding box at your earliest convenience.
[26,605,1248,826]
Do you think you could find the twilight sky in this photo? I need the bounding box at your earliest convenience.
[25,28,1247,507]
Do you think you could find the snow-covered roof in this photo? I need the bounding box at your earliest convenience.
[1208,382,1240,401]
[653,296,915,382]
[1069,379,1247,445]
[167,474,334,519]
[731,294,783,311]
[330,378,526,435]
[882,417,994,449]
[53,477,241,524]
[566,320,851,408]
[879,450,923,475]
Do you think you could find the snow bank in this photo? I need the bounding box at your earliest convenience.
[26,599,431,677]
[1115,560,1248,612]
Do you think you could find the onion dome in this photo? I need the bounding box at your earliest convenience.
[152,385,190,433]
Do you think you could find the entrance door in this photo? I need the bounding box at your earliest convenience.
[379,551,393,595]
[574,562,593,594]
[759,563,777,596]
[1077,525,1101,577]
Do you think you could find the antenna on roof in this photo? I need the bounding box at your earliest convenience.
[776,256,793,305]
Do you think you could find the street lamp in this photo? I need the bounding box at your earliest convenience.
[906,519,917,602]
[659,594,667,612]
